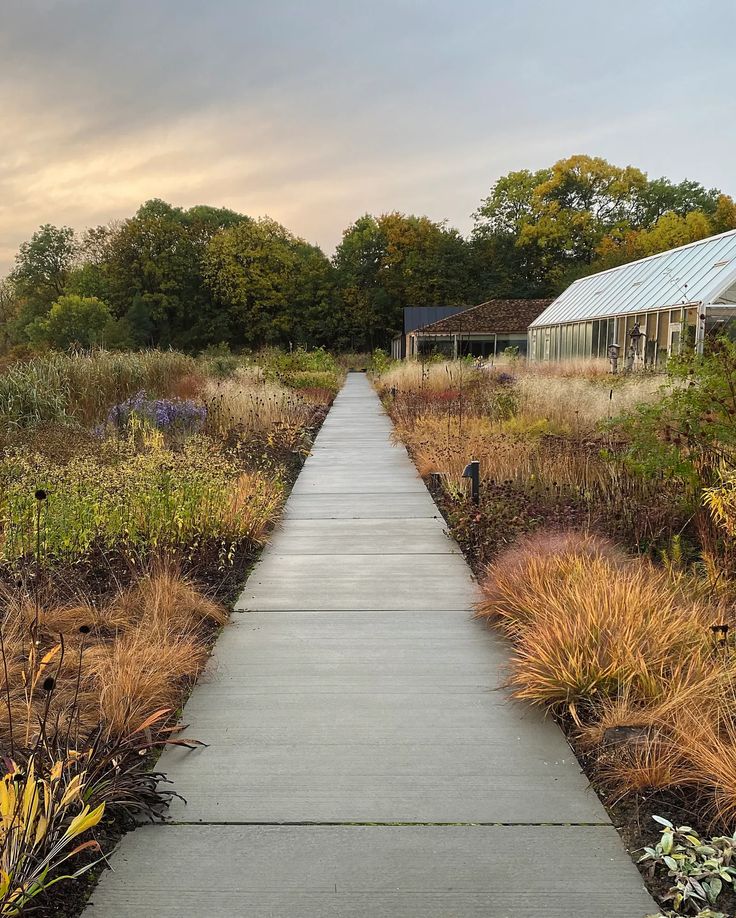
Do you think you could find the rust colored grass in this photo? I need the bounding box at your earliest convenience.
[478,532,713,715]
[0,568,225,747]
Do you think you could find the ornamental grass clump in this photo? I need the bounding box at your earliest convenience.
[477,531,714,717]
[0,567,226,747]
[477,529,736,830]
[204,374,314,448]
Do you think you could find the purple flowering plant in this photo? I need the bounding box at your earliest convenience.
[105,390,206,434]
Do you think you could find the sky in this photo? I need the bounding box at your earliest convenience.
[1,0,734,275]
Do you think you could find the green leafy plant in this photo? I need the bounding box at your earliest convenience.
[640,816,736,914]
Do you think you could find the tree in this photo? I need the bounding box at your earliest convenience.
[25,295,128,349]
[595,210,713,270]
[9,225,78,337]
[334,213,474,348]
[712,194,736,234]
[203,217,335,347]
[10,224,77,305]
[0,279,19,352]
[635,177,721,225]
[473,156,733,295]
[80,200,248,348]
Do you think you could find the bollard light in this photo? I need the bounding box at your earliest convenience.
[462,460,480,506]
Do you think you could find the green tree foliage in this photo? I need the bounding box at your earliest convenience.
[25,295,129,349]
[333,213,474,348]
[1,156,734,354]
[203,217,336,347]
[0,279,19,352]
[473,154,736,294]
[76,200,248,348]
[9,224,78,336]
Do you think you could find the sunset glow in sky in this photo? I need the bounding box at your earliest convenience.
[1,0,734,273]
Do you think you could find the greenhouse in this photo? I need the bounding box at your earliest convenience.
[528,228,736,366]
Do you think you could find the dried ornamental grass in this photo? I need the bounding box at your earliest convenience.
[203,375,313,446]
[0,569,226,746]
[476,530,627,634]
[477,532,713,716]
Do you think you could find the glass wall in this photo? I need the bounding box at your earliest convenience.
[530,309,692,364]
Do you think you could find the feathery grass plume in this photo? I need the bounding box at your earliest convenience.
[477,532,713,718]
[506,560,712,716]
[110,561,228,635]
[514,372,662,436]
[0,570,226,745]
[476,530,627,634]
[84,627,208,738]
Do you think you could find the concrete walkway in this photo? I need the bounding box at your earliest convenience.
[87,374,655,917]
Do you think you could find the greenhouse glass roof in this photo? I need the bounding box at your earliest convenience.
[530,229,736,328]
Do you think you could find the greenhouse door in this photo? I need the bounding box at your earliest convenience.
[668,324,681,357]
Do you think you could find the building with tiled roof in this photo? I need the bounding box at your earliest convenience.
[406,299,552,359]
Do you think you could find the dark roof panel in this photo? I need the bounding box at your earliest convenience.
[403,306,466,333]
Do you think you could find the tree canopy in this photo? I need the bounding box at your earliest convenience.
[1,155,735,353]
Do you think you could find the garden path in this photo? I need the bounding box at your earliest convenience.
[86,373,656,917]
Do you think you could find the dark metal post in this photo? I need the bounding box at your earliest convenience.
[462,460,480,506]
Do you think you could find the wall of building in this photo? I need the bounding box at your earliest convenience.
[529,307,699,365]
[409,333,528,359]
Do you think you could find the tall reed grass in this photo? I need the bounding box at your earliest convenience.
[0,350,196,429]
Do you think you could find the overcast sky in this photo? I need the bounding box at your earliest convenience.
[1,0,734,274]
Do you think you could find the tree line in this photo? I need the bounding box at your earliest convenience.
[2,154,735,353]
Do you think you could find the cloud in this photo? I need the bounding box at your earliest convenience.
[0,0,735,274]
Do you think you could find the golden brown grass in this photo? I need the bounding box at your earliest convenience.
[477,529,736,824]
[479,535,713,714]
[85,627,208,737]
[375,360,481,395]
[0,565,226,746]
[514,373,662,435]
[395,414,625,493]
[204,372,313,445]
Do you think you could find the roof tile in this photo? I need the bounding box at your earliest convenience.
[416,299,553,335]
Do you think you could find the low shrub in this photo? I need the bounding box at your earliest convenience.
[640,817,736,915]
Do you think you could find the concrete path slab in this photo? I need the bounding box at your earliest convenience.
[267,518,460,554]
[87,825,655,918]
[235,553,479,610]
[87,373,656,917]
[284,492,441,519]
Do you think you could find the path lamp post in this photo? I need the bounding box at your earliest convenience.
[462,460,480,506]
